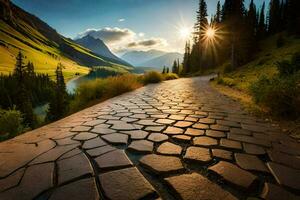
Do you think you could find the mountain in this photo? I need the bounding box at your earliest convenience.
[74,35,131,67]
[121,50,183,69]
[121,50,166,66]
[139,52,183,69]
[0,0,133,80]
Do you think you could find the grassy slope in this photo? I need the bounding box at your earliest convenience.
[218,34,300,93]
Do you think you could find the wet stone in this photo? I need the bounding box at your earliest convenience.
[184,128,205,136]
[209,161,257,189]
[95,150,133,170]
[101,133,128,145]
[50,178,99,200]
[193,136,218,147]
[163,126,184,135]
[212,149,233,160]
[121,130,149,139]
[260,182,299,200]
[73,132,98,141]
[57,153,93,184]
[243,143,266,155]
[206,130,226,138]
[172,135,191,142]
[235,153,269,173]
[192,123,209,130]
[127,140,154,153]
[139,154,184,175]
[184,146,212,163]
[157,142,182,156]
[220,138,242,150]
[165,173,237,200]
[70,125,91,132]
[267,162,300,190]
[147,133,168,142]
[82,137,107,149]
[174,121,193,128]
[86,145,116,157]
[268,150,300,170]
[99,167,156,200]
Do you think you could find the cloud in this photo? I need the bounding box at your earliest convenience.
[118,18,125,22]
[138,32,145,37]
[77,27,135,44]
[127,38,167,48]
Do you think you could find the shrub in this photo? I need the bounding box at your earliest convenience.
[0,108,24,139]
[250,73,300,118]
[277,52,300,76]
[217,77,236,87]
[143,71,163,84]
[276,34,285,48]
[163,73,179,80]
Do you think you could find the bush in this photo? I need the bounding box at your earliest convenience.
[143,71,163,84]
[277,52,300,76]
[276,34,285,48]
[217,77,236,87]
[163,73,179,80]
[0,108,24,139]
[250,73,300,118]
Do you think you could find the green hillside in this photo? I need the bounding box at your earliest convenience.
[0,0,132,80]
[217,34,300,93]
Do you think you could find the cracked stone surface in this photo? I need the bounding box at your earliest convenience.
[1,76,299,199]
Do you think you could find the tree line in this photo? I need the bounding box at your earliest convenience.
[0,52,69,129]
[181,0,300,74]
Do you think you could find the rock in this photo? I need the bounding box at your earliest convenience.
[101,133,128,145]
[147,133,168,142]
[209,161,257,189]
[145,126,166,132]
[157,142,182,155]
[0,168,25,192]
[57,153,93,184]
[184,146,212,162]
[227,133,271,147]
[86,145,116,157]
[193,136,218,146]
[206,130,226,138]
[174,121,193,128]
[210,124,230,132]
[99,167,157,200]
[192,123,209,130]
[267,150,300,170]
[73,132,98,141]
[198,118,215,124]
[156,119,175,125]
[172,135,191,142]
[243,143,265,155]
[82,137,107,149]
[163,126,184,135]
[220,138,242,150]
[121,130,149,139]
[267,162,300,190]
[140,154,184,175]
[235,153,269,173]
[127,140,154,153]
[165,173,237,200]
[83,119,106,126]
[260,182,299,200]
[50,178,99,200]
[95,150,133,170]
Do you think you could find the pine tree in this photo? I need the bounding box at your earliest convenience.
[47,63,68,121]
[166,67,169,73]
[162,66,166,74]
[268,0,281,34]
[287,0,300,35]
[172,60,178,74]
[13,52,35,127]
[257,2,266,40]
[182,41,191,74]
[215,1,222,24]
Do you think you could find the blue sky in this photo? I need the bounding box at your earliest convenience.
[12,0,269,53]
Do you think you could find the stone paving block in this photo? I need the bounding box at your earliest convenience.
[157,142,182,155]
[193,136,218,147]
[210,124,230,132]
[101,133,128,145]
[198,118,215,124]
[95,150,133,170]
[0,163,54,200]
[267,150,300,170]
[172,135,191,142]
[228,133,271,147]
[165,173,237,200]
[267,162,300,190]
[184,146,212,162]
[212,149,233,160]
[99,167,157,200]
[0,168,25,192]
[59,148,82,160]
[82,137,107,149]
[230,128,252,136]
[50,178,99,200]
[209,161,257,189]
[70,126,91,132]
[206,130,226,138]
[184,128,205,136]
[140,154,184,175]
[217,120,240,128]
[163,126,184,135]
[260,182,299,200]
[90,126,115,135]
[83,119,106,126]
[243,143,266,155]
[145,126,166,132]
[192,123,209,130]
[57,153,93,184]
[148,133,168,142]
[73,132,98,141]
[235,153,269,173]
[86,145,116,157]
[121,130,149,139]
[127,140,154,153]
[174,121,193,128]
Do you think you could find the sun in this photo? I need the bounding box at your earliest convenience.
[205,27,216,39]
[179,27,191,39]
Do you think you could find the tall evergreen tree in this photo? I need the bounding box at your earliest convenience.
[172,60,178,74]
[287,0,300,35]
[257,2,266,40]
[215,1,222,24]
[47,63,68,121]
[182,41,191,74]
[268,0,281,34]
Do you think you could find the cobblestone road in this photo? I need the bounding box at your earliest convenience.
[0,76,299,200]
